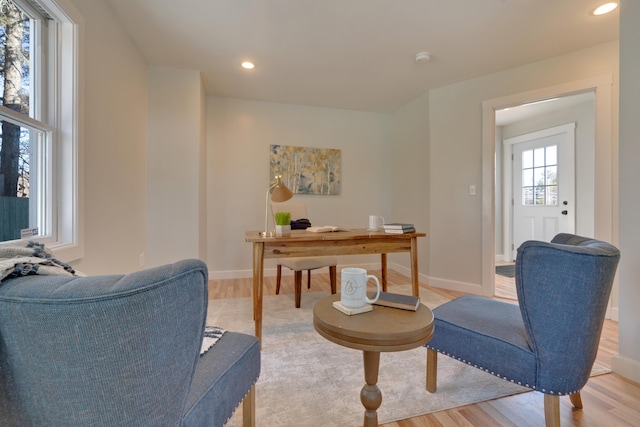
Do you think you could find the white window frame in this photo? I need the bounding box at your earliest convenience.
[1,0,84,261]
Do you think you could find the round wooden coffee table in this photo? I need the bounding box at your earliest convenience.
[313,294,434,427]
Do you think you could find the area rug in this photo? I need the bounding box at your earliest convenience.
[496,264,516,277]
[208,285,535,426]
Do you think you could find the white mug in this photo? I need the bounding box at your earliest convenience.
[340,268,381,308]
[368,215,384,230]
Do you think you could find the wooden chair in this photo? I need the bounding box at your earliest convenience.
[271,202,337,307]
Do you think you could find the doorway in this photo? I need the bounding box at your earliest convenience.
[496,120,581,301]
[482,75,614,299]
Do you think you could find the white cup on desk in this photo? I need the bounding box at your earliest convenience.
[340,268,381,308]
[368,215,384,230]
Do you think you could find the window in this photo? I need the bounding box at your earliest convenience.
[521,145,558,206]
[0,0,82,259]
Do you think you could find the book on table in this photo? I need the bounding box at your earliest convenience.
[384,227,416,234]
[306,225,351,233]
[383,223,414,230]
[371,291,420,311]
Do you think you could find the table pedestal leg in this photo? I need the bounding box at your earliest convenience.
[361,351,382,427]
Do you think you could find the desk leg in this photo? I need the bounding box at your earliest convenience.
[252,242,265,346]
[410,237,419,297]
[361,351,382,427]
[380,253,387,292]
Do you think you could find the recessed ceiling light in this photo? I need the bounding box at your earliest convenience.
[593,2,618,15]
[241,61,255,70]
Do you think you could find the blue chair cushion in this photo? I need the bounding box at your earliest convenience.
[426,295,537,389]
[181,332,260,427]
[0,259,261,426]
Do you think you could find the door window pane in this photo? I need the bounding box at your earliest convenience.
[521,145,558,206]
[547,185,558,206]
[546,166,557,185]
[534,186,545,205]
[534,147,545,167]
[523,187,534,205]
[533,167,545,186]
[522,150,533,169]
[546,145,557,165]
[522,169,533,187]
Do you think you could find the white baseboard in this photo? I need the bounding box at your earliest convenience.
[209,263,484,296]
[208,262,382,280]
[207,269,250,280]
[386,262,435,288]
[427,275,484,295]
[611,354,640,383]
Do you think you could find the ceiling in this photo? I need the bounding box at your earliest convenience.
[105,0,618,113]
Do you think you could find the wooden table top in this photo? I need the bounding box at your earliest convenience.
[313,294,434,353]
[245,228,426,243]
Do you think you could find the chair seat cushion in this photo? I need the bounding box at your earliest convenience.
[426,295,537,389]
[279,256,338,271]
[181,332,260,427]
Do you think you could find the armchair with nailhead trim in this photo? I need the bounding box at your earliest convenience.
[425,234,619,427]
[0,259,259,427]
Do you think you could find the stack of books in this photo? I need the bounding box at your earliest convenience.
[383,223,415,234]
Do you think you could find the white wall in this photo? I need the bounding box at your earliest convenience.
[427,42,618,293]
[388,93,430,278]
[147,67,206,268]
[68,0,148,275]
[206,98,390,277]
[613,0,640,383]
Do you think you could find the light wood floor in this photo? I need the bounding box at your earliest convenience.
[209,269,640,427]
[495,261,518,300]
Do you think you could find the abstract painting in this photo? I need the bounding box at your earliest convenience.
[269,145,341,195]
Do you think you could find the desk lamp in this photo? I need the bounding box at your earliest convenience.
[261,175,293,237]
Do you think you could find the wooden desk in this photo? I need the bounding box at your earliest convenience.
[245,228,425,344]
[313,294,434,427]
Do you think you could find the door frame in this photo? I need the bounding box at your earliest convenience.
[503,122,576,261]
[481,75,614,297]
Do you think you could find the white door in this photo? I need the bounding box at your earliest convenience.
[508,123,575,259]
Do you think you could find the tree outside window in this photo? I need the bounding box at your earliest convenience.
[1,0,42,242]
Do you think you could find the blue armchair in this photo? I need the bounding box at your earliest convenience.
[425,234,620,426]
[0,259,260,426]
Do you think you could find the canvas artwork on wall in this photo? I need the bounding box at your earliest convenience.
[270,145,341,195]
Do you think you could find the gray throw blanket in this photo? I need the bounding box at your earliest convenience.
[200,326,226,355]
[0,241,80,283]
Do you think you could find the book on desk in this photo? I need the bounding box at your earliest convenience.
[307,225,351,233]
[383,223,415,234]
[384,227,415,234]
[383,223,414,229]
